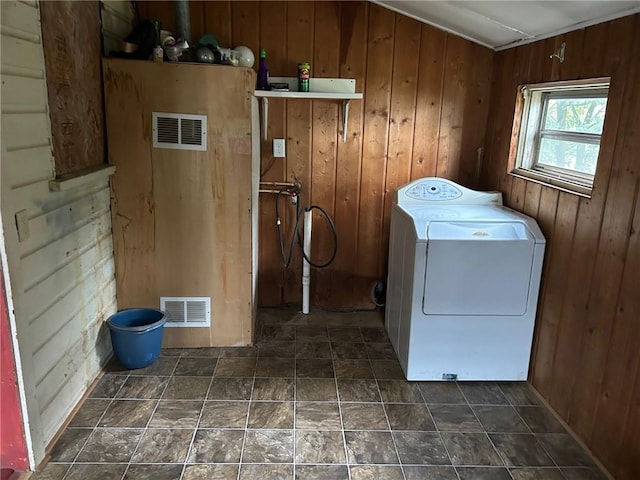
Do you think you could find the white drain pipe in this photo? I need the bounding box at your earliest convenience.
[302,209,312,314]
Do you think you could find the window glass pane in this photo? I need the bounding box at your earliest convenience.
[542,96,607,134]
[537,137,599,175]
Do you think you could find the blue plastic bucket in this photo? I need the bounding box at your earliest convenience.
[106,308,166,369]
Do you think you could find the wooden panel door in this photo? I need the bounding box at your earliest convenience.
[104,59,256,346]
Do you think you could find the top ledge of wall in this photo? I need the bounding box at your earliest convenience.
[49,165,116,193]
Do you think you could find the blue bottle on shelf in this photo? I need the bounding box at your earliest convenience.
[257,49,269,90]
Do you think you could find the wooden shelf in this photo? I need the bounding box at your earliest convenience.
[49,165,116,192]
[254,90,363,100]
[254,77,363,142]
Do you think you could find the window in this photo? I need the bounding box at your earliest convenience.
[512,78,610,196]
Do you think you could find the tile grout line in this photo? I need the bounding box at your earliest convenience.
[496,382,568,478]
[367,339,409,480]
[60,367,133,480]
[180,350,220,479]
[166,354,187,480]
[494,381,528,480]
[419,384,463,480]
[460,383,515,479]
[123,353,180,479]
[329,325,352,480]
[507,395,567,475]
[235,348,258,480]
[292,324,297,479]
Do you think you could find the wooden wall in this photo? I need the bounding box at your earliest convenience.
[480,14,640,480]
[137,0,493,308]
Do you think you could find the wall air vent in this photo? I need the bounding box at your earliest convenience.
[152,112,207,151]
[160,297,211,327]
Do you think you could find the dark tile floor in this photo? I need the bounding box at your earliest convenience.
[34,308,608,480]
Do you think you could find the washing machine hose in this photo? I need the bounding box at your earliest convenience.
[275,191,338,269]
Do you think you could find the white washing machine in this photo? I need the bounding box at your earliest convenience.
[385,177,546,381]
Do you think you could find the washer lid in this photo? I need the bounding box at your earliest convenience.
[393,204,546,243]
[427,221,534,241]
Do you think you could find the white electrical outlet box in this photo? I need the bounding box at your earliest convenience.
[273,138,285,157]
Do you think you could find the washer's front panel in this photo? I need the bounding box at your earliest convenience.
[405,313,534,381]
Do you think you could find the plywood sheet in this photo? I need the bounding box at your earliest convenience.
[104,59,256,346]
[40,1,105,176]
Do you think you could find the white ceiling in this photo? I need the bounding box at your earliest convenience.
[374,1,640,50]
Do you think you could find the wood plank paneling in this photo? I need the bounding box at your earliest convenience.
[596,182,640,477]
[566,18,640,441]
[548,15,636,420]
[481,13,640,480]
[282,1,315,305]
[530,28,584,401]
[379,14,420,279]
[137,0,494,309]
[522,182,542,218]
[187,1,205,42]
[332,1,367,305]
[531,192,578,395]
[437,35,472,181]
[257,2,288,305]
[355,4,394,303]
[479,48,515,198]
[620,367,640,480]
[203,1,231,48]
[138,0,173,32]
[230,0,259,61]
[309,1,340,305]
[569,29,640,436]
[411,24,445,181]
[460,42,493,186]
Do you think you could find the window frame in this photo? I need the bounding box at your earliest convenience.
[511,77,610,197]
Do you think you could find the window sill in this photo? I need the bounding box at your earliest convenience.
[49,165,116,192]
[509,168,592,198]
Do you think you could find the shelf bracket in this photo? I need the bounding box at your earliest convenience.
[261,97,269,141]
[342,100,350,143]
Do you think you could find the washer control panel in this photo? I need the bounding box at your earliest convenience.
[406,180,463,201]
[395,177,503,206]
